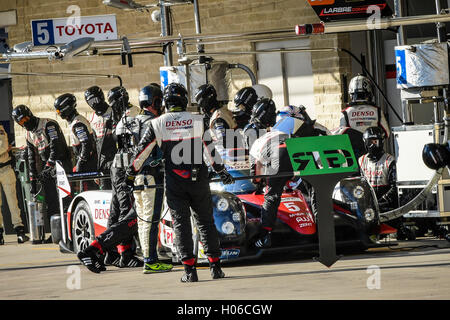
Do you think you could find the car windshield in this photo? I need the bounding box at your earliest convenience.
[210,169,257,194]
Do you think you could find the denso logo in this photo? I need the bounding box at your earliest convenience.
[352,111,375,117]
[165,119,193,127]
[94,208,110,220]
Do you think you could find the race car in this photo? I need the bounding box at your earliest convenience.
[53,163,395,263]
[156,161,397,263]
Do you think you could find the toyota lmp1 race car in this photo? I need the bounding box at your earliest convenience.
[53,157,396,264]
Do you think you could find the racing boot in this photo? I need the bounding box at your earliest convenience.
[104,250,121,268]
[180,264,198,283]
[15,226,29,244]
[0,228,4,245]
[209,259,225,279]
[118,248,144,268]
[254,229,272,249]
[77,241,106,273]
[44,235,53,244]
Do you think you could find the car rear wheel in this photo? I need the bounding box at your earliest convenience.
[72,200,95,254]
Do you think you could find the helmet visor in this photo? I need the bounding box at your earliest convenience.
[367,138,380,148]
[17,116,30,127]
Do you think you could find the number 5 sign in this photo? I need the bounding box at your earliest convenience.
[395,49,407,86]
[31,14,118,46]
[32,20,54,46]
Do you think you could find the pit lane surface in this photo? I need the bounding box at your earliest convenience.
[1,234,449,300]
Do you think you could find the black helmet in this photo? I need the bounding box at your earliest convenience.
[12,105,38,131]
[363,126,385,159]
[108,86,129,119]
[139,84,163,116]
[84,86,109,115]
[194,84,219,116]
[250,98,277,129]
[234,87,258,115]
[54,93,77,120]
[163,83,188,112]
[423,143,450,170]
[149,82,161,89]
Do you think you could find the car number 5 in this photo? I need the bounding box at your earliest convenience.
[284,202,301,212]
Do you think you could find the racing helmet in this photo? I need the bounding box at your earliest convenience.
[363,126,385,158]
[233,87,258,115]
[139,84,163,116]
[252,84,273,100]
[250,98,277,129]
[12,105,38,131]
[194,84,219,116]
[276,105,306,122]
[348,74,374,104]
[272,105,316,137]
[108,86,129,118]
[163,82,188,112]
[54,93,77,120]
[423,142,450,170]
[149,82,161,89]
[84,86,109,115]
[272,116,307,136]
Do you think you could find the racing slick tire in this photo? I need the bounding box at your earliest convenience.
[72,200,95,254]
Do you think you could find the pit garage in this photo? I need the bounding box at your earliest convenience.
[0,0,449,309]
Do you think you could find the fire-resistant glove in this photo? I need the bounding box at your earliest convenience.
[217,168,234,185]
[30,179,37,196]
[39,163,55,182]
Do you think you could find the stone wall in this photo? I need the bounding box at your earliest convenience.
[0,0,352,146]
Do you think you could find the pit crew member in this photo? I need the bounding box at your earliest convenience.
[0,123,29,244]
[340,74,390,138]
[54,93,98,191]
[76,86,143,273]
[127,83,235,283]
[250,107,329,248]
[134,84,173,273]
[85,86,116,190]
[12,105,72,242]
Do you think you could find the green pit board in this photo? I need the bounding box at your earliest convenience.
[285,134,359,176]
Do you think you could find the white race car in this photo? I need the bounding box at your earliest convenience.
[53,165,248,264]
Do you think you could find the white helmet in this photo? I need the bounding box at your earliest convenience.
[348,75,374,103]
[252,84,273,100]
[272,116,305,136]
[275,105,305,122]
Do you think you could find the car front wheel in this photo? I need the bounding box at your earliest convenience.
[72,200,95,254]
